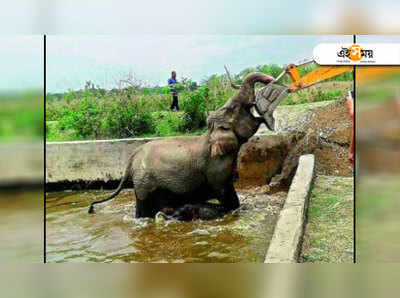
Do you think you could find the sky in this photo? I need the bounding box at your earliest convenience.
[0,35,43,92]
[45,35,354,93]
[11,34,400,93]
[2,35,400,93]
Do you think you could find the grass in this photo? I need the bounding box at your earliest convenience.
[356,72,400,109]
[355,72,400,262]
[0,92,43,142]
[281,81,352,106]
[46,121,80,142]
[356,175,400,262]
[46,114,208,142]
[300,175,354,263]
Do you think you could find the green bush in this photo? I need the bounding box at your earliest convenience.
[100,98,155,138]
[282,97,296,105]
[181,87,207,131]
[57,96,102,139]
[258,64,284,78]
[311,89,345,102]
[53,95,156,140]
[282,87,347,105]
[0,93,43,141]
[154,112,186,136]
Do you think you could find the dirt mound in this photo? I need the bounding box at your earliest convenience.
[302,98,351,144]
[236,99,353,190]
[235,135,288,189]
[273,98,353,186]
[302,98,352,175]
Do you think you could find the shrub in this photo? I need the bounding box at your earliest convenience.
[282,87,346,105]
[100,98,155,138]
[154,112,186,136]
[181,88,207,131]
[311,89,344,103]
[57,96,102,138]
[54,95,156,140]
[0,94,43,141]
[282,96,296,105]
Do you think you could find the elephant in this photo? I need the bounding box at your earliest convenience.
[88,72,275,218]
[156,203,224,221]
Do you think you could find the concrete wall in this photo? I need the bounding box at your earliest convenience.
[265,154,315,263]
[0,142,43,186]
[46,137,192,184]
[46,135,287,188]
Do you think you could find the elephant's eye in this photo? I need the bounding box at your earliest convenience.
[219,126,230,131]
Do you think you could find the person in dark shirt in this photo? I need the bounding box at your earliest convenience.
[168,71,179,111]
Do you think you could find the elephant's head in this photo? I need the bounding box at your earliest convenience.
[225,72,275,109]
[216,72,275,142]
[206,72,276,156]
[207,104,263,158]
[232,104,264,142]
[207,108,239,158]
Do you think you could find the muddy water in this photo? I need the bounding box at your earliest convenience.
[46,188,286,263]
[0,190,43,262]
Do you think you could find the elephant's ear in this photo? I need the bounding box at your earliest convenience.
[210,126,239,158]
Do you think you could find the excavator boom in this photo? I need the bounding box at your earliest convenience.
[254,62,353,131]
[286,64,353,91]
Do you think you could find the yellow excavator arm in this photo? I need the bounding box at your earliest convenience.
[284,64,353,92]
[254,62,353,131]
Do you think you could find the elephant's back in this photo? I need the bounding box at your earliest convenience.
[141,136,207,168]
[132,136,208,195]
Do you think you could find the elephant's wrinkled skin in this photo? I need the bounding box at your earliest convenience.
[88,72,274,218]
[158,203,224,221]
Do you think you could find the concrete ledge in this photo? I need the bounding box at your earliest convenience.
[264,154,315,263]
[46,136,194,184]
[0,142,43,186]
[46,135,290,190]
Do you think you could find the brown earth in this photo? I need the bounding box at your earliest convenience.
[235,99,353,190]
[357,98,400,174]
[235,135,288,189]
[294,98,353,177]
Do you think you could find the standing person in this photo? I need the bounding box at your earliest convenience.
[168,71,179,111]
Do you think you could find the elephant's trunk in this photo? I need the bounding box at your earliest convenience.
[230,72,275,107]
[224,67,275,91]
[241,72,275,90]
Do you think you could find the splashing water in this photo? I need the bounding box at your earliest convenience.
[46,188,286,263]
